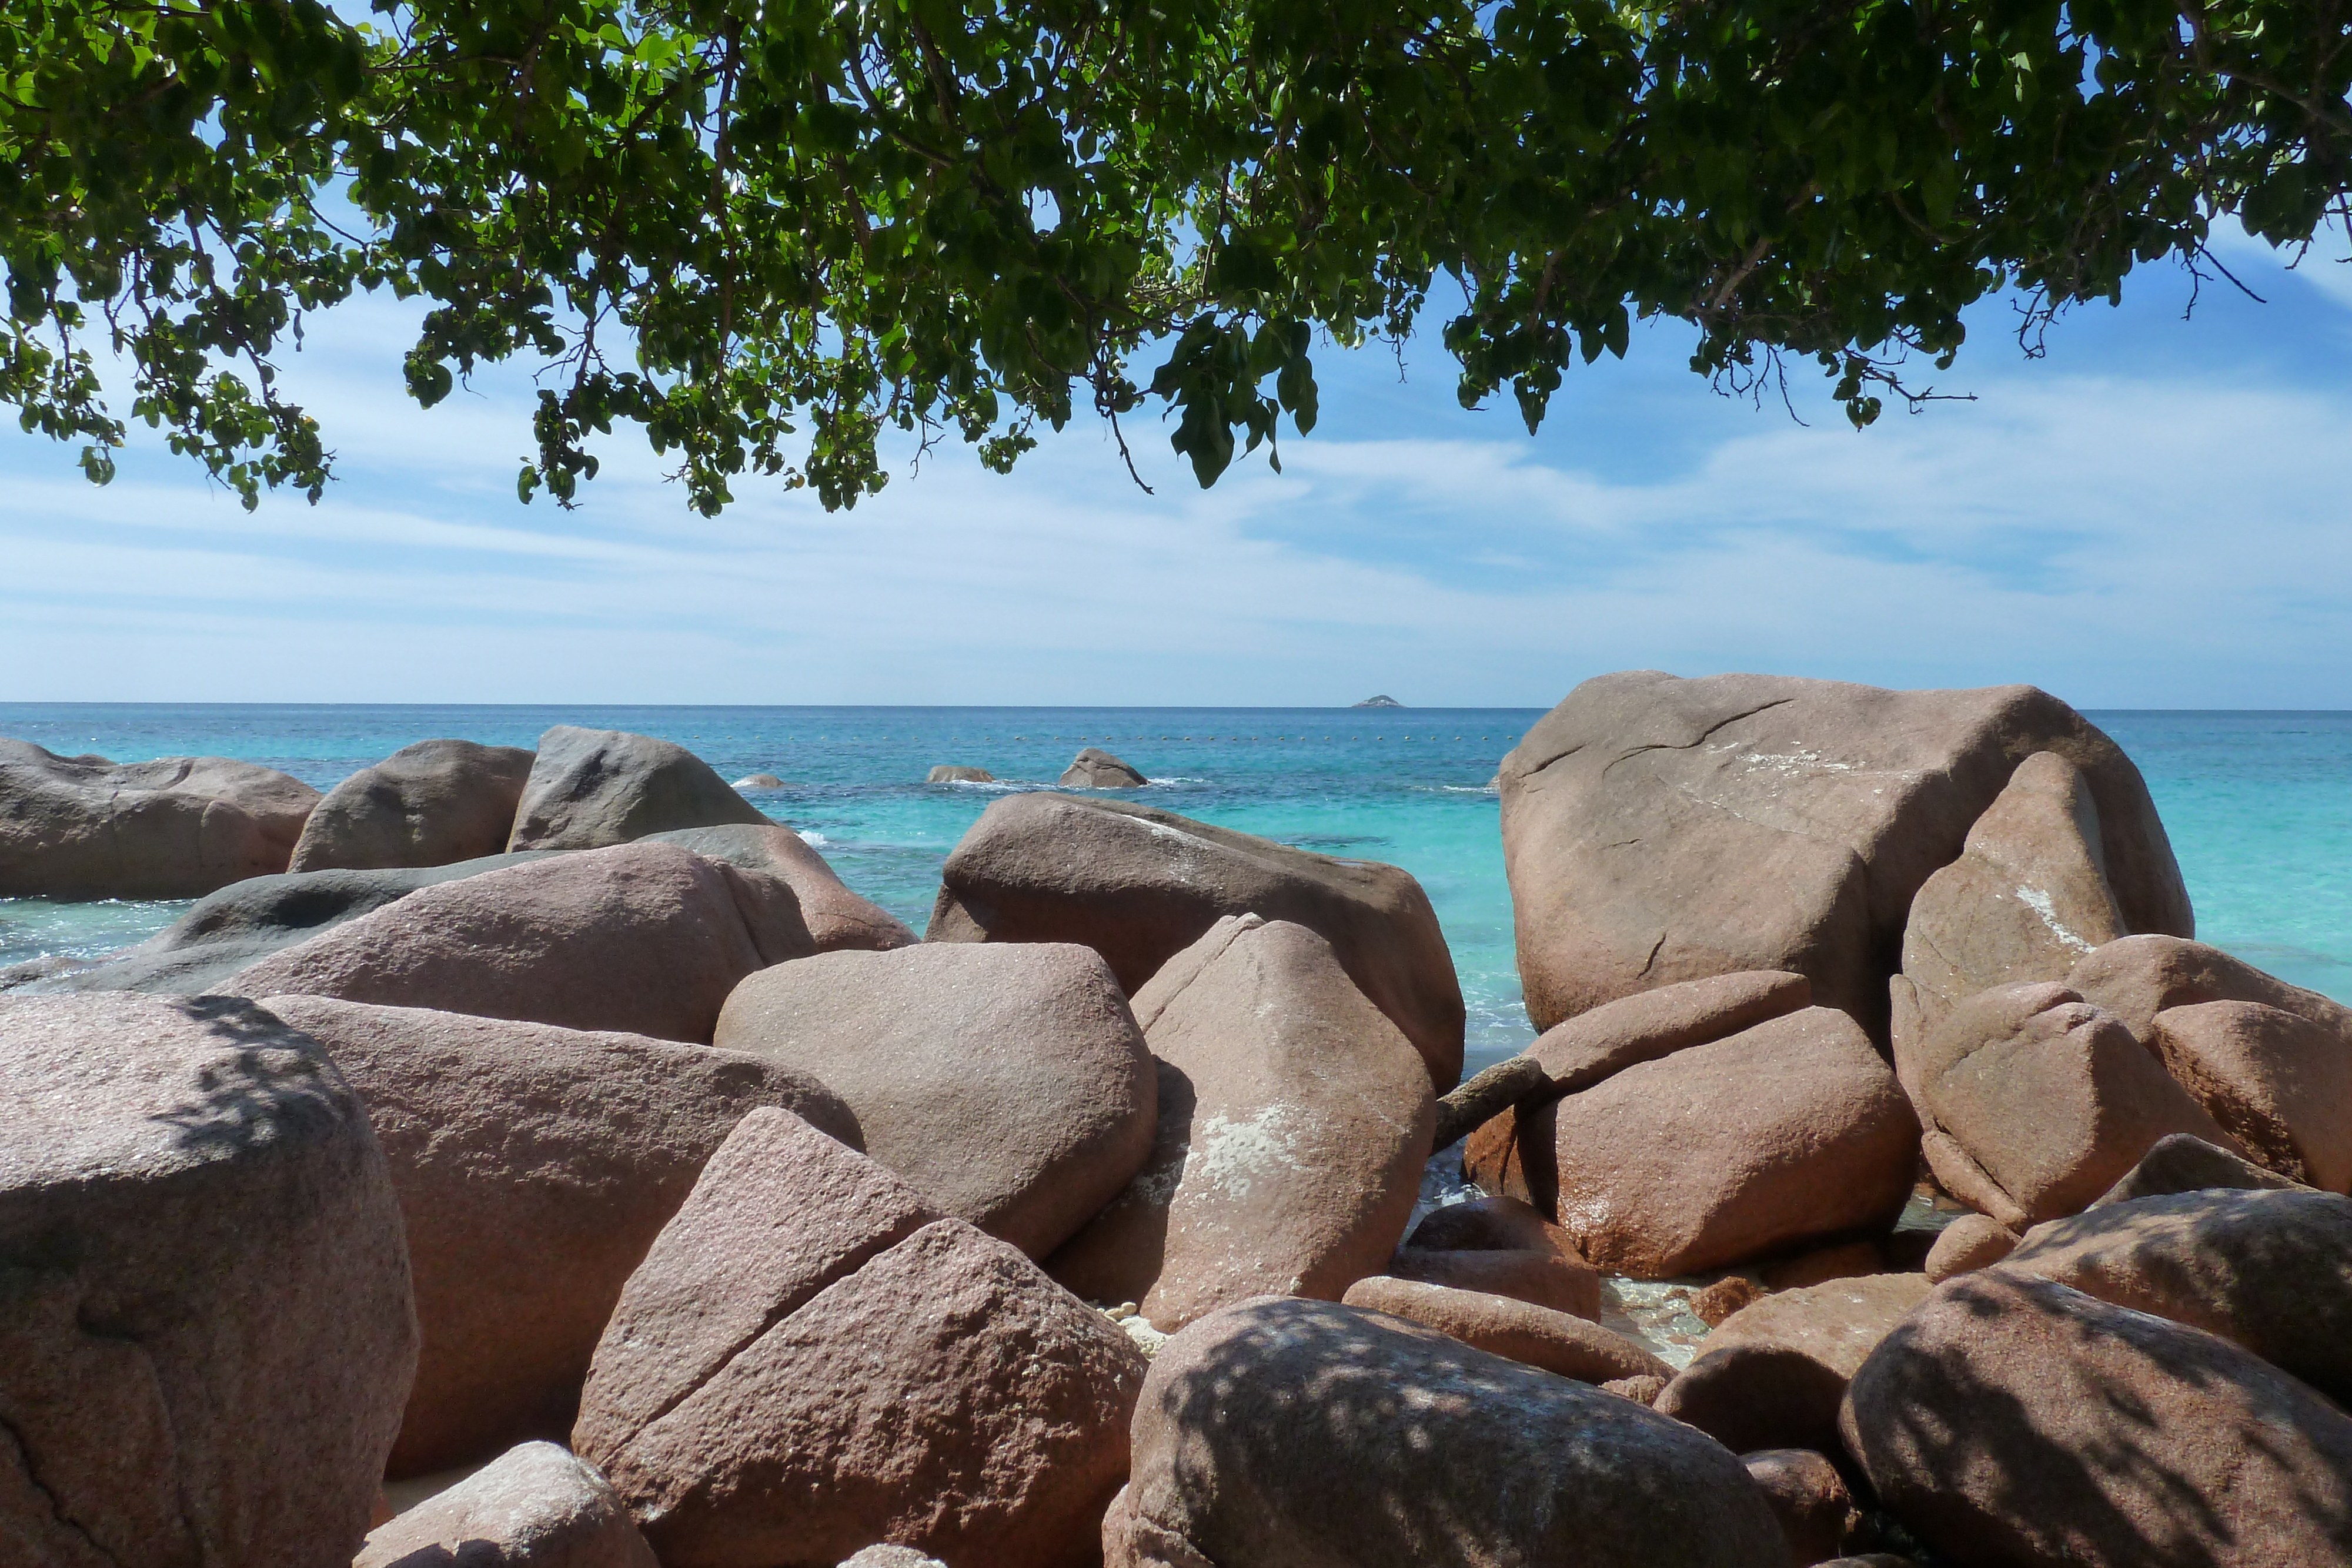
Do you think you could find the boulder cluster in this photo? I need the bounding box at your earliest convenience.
[3,681,2349,1567]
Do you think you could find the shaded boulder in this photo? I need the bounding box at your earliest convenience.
[1405,1193,1585,1261]
[1498,672,2189,1039]
[1654,1273,1932,1457]
[263,995,857,1476]
[12,851,558,995]
[1998,1185,2352,1407]
[1900,981,2234,1229]
[507,726,767,850]
[712,942,1154,1258]
[225,842,816,1042]
[927,793,1466,1089]
[927,764,994,783]
[1105,1296,1788,1567]
[1385,1245,1601,1319]
[0,738,320,898]
[1923,1214,2019,1281]
[1060,747,1147,787]
[355,1441,656,1568]
[1742,1449,1865,1568]
[0,992,416,1567]
[290,738,536,872]
[1891,750,2131,1059]
[1464,971,1812,1188]
[732,773,784,790]
[1471,1006,1916,1278]
[1841,1271,2352,1567]
[2150,1001,2352,1190]
[1044,916,1435,1329]
[1340,1275,1671,1383]
[639,823,916,952]
[2090,1130,2308,1208]
[575,1109,1144,1568]
[2067,931,2352,1046]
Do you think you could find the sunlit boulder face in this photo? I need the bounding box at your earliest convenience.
[928,792,1466,1089]
[506,724,769,850]
[1496,672,2190,1042]
[290,737,536,871]
[0,738,320,898]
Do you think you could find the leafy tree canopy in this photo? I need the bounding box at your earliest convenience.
[3,0,2347,513]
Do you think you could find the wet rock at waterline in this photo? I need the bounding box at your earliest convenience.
[927,764,994,783]
[1059,746,1147,787]
[0,737,320,899]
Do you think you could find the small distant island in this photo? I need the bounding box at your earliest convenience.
[1352,695,1404,708]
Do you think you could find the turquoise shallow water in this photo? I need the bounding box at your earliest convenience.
[3,704,2346,1072]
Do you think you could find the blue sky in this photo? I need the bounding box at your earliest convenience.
[3,225,2347,707]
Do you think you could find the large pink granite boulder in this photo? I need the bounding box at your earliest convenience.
[0,738,320,898]
[290,738,536,872]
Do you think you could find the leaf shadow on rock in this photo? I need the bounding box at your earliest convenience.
[142,996,348,1156]
[1855,1273,2352,1567]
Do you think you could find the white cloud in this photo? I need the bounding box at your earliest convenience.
[2,287,2346,708]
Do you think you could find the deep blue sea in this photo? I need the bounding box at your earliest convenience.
[4,705,2347,1072]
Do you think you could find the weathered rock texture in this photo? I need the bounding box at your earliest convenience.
[1742,1449,1865,1568]
[1471,1005,1916,1277]
[2149,1000,2352,1190]
[1498,673,2189,1038]
[1105,1297,1788,1567]
[1044,916,1435,1329]
[1892,750,2131,1058]
[0,738,320,898]
[225,842,817,1042]
[355,1441,657,1568]
[926,765,993,783]
[2066,932,2352,1047]
[1998,1185,2352,1407]
[2090,1131,2307,1208]
[926,793,1466,1089]
[10,851,557,995]
[1339,1275,1671,1383]
[576,1109,1144,1568]
[1842,1271,2352,1567]
[1653,1272,1933,1457]
[638,824,917,952]
[1899,981,2233,1229]
[712,942,1153,1258]
[264,995,856,1476]
[1923,1214,2019,1281]
[0,992,417,1567]
[290,738,537,872]
[1060,747,1148,787]
[507,726,768,850]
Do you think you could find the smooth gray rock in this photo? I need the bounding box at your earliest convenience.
[507,726,767,850]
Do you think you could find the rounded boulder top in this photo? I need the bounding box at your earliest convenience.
[1060,747,1147,787]
[1352,694,1404,707]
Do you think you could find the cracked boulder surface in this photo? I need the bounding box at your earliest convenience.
[0,738,320,900]
[1104,1296,1788,1567]
[1900,982,2234,1230]
[1496,671,2189,1039]
[222,842,821,1044]
[1470,1004,1916,1278]
[1892,750,2132,1066]
[0,992,416,1568]
[925,792,1466,1091]
[1043,916,1436,1330]
[712,942,1154,1259]
[574,1108,1145,1568]
[262,995,858,1479]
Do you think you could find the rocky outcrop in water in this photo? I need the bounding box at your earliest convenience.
[1059,746,1147,787]
[290,737,536,872]
[0,738,320,898]
[507,724,769,849]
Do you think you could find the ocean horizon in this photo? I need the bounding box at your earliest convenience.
[5,701,2348,1066]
